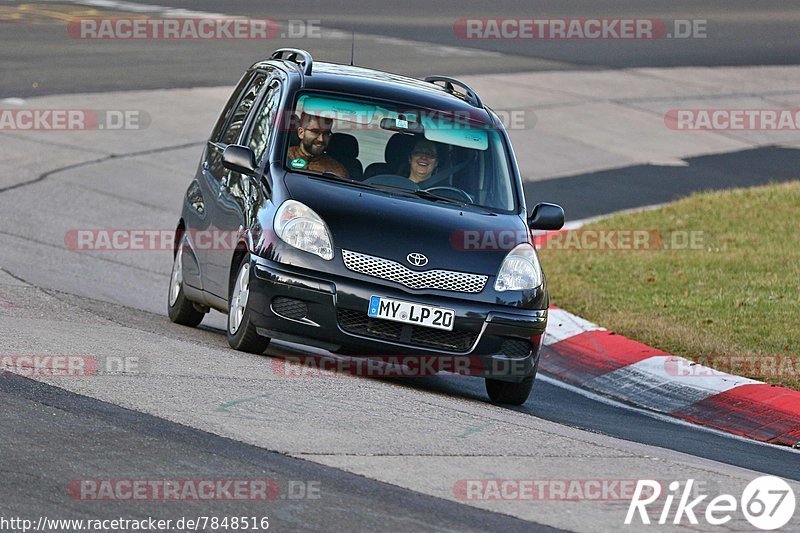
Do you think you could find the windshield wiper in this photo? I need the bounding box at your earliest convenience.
[320,171,354,183]
[360,183,496,214]
[364,184,459,204]
[411,189,467,206]
[310,172,370,189]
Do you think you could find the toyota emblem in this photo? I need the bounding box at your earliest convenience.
[406,253,428,267]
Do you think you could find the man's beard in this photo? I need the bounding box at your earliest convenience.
[302,138,325,156]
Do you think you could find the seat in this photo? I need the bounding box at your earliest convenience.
[363,133,417,179]
[326,133,363,180]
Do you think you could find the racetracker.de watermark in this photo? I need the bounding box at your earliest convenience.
[67,228,713,253]
[665,109,800,130]
[0,355,144,377]
[534,229,709,251]
[664,355,799,379]
[67,18,320,40]
[269,352,539,378]
[449,229,710,252]
[0,109,149,131]
[453,479,704,501]
[454,18,707,40]
[282,108,536,132]
[64,228,241,252]
[67,479,320,501]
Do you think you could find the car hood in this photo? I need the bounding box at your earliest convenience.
[284,174,529,275]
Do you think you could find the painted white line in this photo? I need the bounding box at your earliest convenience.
[1,98,26,106]
[565,203,672,230]
[543,307,605,345]
[583,355,762,413]
[538,373,800,454]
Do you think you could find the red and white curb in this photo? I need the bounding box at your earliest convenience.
[540,307,800,447]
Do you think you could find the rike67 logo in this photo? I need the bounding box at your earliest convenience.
[626,476,796,530]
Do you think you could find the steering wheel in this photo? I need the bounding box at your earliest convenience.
[423,186,474,204]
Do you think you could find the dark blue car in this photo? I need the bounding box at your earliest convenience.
[168,49,564,404]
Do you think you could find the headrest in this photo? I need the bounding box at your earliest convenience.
[384,133,416,168]
[327,132,359,158]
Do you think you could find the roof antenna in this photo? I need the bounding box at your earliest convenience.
[349,31,355,66]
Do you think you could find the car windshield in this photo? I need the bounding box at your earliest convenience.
[283,92,517,212]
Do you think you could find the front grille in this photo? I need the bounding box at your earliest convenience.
[342,250,487,293]
[499,339,532,358]
[410,327,477,351]
[271,297,308,320]
[337,309,477,352]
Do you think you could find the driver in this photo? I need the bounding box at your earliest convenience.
[288,113,349,178]
[407,139,439,184]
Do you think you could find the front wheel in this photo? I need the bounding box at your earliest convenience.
[485,376,534,405]
[227,254,270,354]
[167,237,205,327]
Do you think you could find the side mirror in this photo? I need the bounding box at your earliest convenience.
[222,144,257,176]
[527,202,565,230]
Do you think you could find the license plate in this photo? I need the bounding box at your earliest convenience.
[368,296,455,331]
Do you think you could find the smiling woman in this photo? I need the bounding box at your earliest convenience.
[407,139,439,184]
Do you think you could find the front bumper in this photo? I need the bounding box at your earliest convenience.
[247,256,547,381]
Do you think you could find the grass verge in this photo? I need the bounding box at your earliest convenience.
[538,181,800,390]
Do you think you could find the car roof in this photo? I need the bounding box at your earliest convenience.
[251,58,495,125]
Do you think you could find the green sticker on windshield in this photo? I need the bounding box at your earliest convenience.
[290,158,307,169]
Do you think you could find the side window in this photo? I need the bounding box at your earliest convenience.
[210,72,253,143]
[218,72,268,146]
[247,80,282,164]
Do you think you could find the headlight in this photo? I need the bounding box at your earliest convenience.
[273,200,334,260]
[494,243,543,291]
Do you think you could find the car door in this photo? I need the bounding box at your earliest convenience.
[237,76,283,231]
[210,76,284,300]
[201,70,269,298]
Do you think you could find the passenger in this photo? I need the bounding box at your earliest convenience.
[288,113,349,178]
[407,139,439,184]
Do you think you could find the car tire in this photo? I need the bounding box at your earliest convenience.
[167,237,205,327]
[227,254,271,354]
[485,375,534,405]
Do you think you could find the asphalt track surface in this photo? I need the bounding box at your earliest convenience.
[3,0,800,95]
[529,146,800,220]
[2,1,800,531]
[1,373,553,532]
